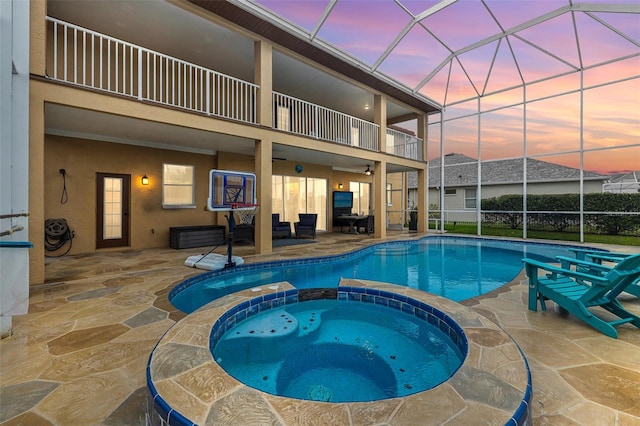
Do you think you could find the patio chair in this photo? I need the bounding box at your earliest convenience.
[357,215,374,235]
[272,214,291,239]
[233,221,254,244]
[294,213,317,239]
[568,247,633,264]
[559,249,639,297]
[522,253,640,338]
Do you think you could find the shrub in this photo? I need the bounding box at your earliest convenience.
[481,193,640,235]
[584,193,640,235]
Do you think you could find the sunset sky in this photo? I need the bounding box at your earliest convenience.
[256,0,639,174]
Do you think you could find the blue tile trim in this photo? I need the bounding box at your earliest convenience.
[153,394,171,424]
[506,330,533,426]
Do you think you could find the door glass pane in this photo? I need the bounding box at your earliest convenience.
[273,175,327,231]
[307,178,327,231]
[272,175,284,217]
[104,177,122,239]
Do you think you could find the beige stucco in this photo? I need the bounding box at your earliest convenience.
[44,135,217,253]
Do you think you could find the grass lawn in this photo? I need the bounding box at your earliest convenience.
[429,223,640,246]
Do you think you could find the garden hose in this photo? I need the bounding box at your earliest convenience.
[45,218,74,257]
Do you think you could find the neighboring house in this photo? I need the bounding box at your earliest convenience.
[408,153,608,222]
[604,171,640,193]
[7,1,433,286]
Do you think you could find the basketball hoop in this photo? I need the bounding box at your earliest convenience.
[231,203,259,225]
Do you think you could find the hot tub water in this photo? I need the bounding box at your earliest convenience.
[212,298,465,403]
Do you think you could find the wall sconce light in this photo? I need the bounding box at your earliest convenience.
[364,165,373,176]
[141,174,149,185]
[338,183,343,189]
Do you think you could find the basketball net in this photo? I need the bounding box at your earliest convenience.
[231,203,259,225]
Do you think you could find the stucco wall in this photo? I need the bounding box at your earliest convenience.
[44,135,217,255]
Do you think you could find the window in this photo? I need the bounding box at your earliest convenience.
[386,183,392,206]
[103,177,122,239]
[163,164,195,208]
[445,188,456,196]
[465,188,477,209]
[272,175,327,231]
[349,182,370,214]
[276,105,290,131]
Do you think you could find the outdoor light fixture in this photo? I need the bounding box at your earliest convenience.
[364,165,373,176]
[141,174,149,185]
[338,183,343,189]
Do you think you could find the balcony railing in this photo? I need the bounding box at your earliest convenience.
[46,17,423,161]
[46,17,258,124]
[386,128,422,160]
[273,92,379,151]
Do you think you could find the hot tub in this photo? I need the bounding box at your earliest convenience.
[147,280,532,425]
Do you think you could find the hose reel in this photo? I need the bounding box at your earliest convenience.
[45,218,75,256]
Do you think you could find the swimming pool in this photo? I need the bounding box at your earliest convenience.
[170,236,576,313]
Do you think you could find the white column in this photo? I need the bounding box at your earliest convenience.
[0,0,31,338]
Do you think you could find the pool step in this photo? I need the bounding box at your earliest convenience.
[226,310,299,339]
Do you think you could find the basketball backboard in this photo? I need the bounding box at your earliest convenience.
[207,170,257,211]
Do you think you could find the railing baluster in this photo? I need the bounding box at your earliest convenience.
[115,42,119,93]
[234,79,238,120]
[73,28,77,83]
[138,49,143,100]
[162,55,165,103]
[82,31,86,85]
[53,22,58,79]
[206,70,211,115]
[107,39,111,91]
[63,25,68,81]
[99,35,103,89]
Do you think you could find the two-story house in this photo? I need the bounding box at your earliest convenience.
[16,0,441,286]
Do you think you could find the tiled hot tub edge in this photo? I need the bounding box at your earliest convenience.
[147,281,531,426]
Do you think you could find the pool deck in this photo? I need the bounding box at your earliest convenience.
[1,232,639,425]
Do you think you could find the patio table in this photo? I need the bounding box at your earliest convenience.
[337,214,368,234]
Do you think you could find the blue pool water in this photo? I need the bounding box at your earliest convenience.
[212,298,465,402]
[171,236,576,313]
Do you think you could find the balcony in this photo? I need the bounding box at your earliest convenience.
[46,17,258,124]
[272,92,379,151]
[386,128,422,161]
[46,17,422,160]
